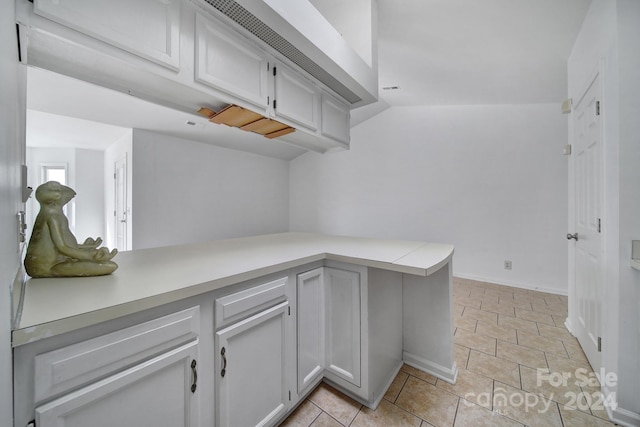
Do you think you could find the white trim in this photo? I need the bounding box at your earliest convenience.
[402,352,458,384]
[603,385,640,427]
[453,273,568,296]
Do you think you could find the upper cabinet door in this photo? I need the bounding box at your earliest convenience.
[321,91,350,144]
[273,63,319,131]
[195,14,269,108]
[33,0,181,70]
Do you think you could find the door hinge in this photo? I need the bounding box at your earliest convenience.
[596,100,601,116]
[273,99,277,110]
[288,390,291,401]
[597,218,601,233]
[27,421,36,427]
[288,306,290,316]
[267,95,270,106]
[273,66,277,76]
[597,336,602,352]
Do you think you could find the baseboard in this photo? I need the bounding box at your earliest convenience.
[403,351,458,384]
[604,385,640,427]
[453,273,568,296]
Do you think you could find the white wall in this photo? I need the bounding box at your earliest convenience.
[75,149,105,241]
[290,103,568,293]
[0,0,25,423]
[131,129,290,249]
[25,147,105,244]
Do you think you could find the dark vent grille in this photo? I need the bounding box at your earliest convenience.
[203,0,361,104]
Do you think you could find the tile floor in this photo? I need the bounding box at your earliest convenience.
[280,277,616,427]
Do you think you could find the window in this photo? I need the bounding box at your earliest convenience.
[41,164,67,186]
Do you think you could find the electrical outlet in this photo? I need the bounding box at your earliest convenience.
[504,260,512,270]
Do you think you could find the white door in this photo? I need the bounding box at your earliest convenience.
[297,268,325,393]
[36,342,199,427]
[324,267,361,387]
[114,154,128,251]
[571,72,603,370]
[216,302,289,427]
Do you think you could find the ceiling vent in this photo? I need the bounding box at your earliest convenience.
[202,0,362,104]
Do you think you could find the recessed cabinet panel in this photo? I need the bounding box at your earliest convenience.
[274,63,319,131]
[216,302,289,427]
[297,268,325,393]
[36,342,199,427]
[321,92,350,144]
[324,267,361,387]
[195,14,269,107]
[33,0,180,70]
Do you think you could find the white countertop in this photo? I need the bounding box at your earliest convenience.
[13,232,454,347]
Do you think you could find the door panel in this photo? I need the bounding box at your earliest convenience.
[572,72,603,370]
[216,302,289,427]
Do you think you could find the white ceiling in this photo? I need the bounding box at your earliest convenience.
[27,0,592,158]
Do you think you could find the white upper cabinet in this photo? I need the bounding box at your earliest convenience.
[273,62,320,131]
[195,13,269,108]
[33,0,181,70]
[321,91,350,144]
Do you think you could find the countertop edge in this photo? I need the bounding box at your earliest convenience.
[13,233,455,347]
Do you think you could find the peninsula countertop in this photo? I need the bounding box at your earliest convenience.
[13,232,454,347]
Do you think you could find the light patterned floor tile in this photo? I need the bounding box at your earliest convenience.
[308,383,362,426]
[455,315,478,332]
[496,340,548,371]
[515,308,555,326]
[475,320,517,343]
[385,371,409,403]
[559,405,617,426]
[455,344,471,370]
[493,382,563,427]
[396,376,459,427]
[436,367,494,409]
[401,363,437,385]
[467,350,520,388]
[351,399,422,427]
[310,412,344,427]
[498,314,539,333]
[517,330,567,356]
[280,400,322,426]
[537,323,574,341]
[480,302,516,317]
[455,400,524,427]
[462,307,498,324]
[455,328,497,355]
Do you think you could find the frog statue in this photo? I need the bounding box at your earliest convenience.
[25,181,118,278]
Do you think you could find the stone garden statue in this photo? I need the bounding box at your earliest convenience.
[25,181,118,278]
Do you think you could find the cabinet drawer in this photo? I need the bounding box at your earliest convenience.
[215,277,288,328]
[34,306,200,402]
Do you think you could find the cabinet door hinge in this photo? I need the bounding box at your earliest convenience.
[27,420,36,427]
[597,218,601,233]
[273,99,277,110]
[289,390,291,401]
[288,306,290,316]
[597,336,602,352]
[596,100,601,116]
[273,66,277,76]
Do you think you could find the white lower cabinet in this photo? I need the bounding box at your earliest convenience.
[324,267,362,387]
[36,342,199,427]
[296,267,325,393]
[214,278,291,427]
